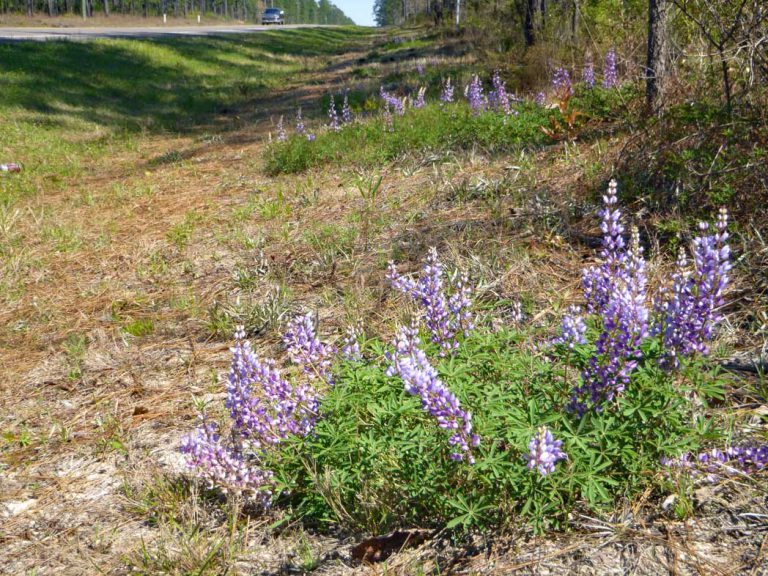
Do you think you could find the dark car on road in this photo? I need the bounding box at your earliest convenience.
[261,7,285,25]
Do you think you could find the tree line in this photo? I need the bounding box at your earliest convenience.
[373,0,767,113]
[0,0,354,24]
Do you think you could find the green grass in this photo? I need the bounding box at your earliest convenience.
[0,27,372,206]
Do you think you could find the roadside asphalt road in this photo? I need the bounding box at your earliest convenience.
[0,23,325,41]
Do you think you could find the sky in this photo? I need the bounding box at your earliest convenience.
[333,0,376,26]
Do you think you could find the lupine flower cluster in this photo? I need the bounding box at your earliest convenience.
[569,182,649,414]
[416,62,425,76]
[552,306,588,348]
[655,209,731,367]
[413,87,427,109]
[489,70,513,115]
[180,418,274,502]
[295,107,305,135]
[662,444,768,482]
[466,74,486,115]
[602,49,618,88]
[380,86,405,116]
[440,77,455,103]
[283,312,336,383]
[388,247,474,355]
[386,324,480,463]
[276,116,287,142]
[182,326,326,501]
[583,59,596,89]
[534,91,546,106]
[327,95,341,132]
[551,67,573,98]
[554,180,731,415]
[342,91,353,124]
[526,427,567,476]
[340,324,363,362]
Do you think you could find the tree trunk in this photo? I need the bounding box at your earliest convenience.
[646,0,671,112]
[524,0,544,46]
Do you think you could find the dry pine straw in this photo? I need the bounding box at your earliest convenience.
[1,41,766,575]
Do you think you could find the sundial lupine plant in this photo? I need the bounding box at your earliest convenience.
[380,86,405,116]
[276,116,287,142]
[551,67,573,98]
[551,306,588,348]
[386,324,480,463]
[181,325,327,503]
[180,418,274,502]
[583,59,596,89]
[283,312,336,383]
[655,209,731,367]
[340,324,363,362]
[602,49,618,88]
[526,426,567,476]
[341,90,353,124]
[388,248,474,356]
[662,443,768,482]
[413,87,427,109]
[554,181,731,414]
[466,74,486,115]
[440,77,455,103]
[295,107,305,135]
[327,95,341,132]
[489,70,512,115]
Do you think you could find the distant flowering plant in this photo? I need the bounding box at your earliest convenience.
[276,116,287,142]
[440,77,455,103]
[551,67,573,98]
[327,95,341,132]
[466,74,486,115]
[583,59,596,88]
[295,107,306,135]
[489,70,512,115]
[380,86,405,116]
[388,247,474,355]
[386,324,480,463]
[413,86,427,109]
[602,49,618,88]
[341,90,353,124]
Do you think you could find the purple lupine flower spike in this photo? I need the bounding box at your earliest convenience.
[583,59,596,88]
[440,77,455,103]
[180,418,274,503]
[295,107,305,135]
[534,91,546,106]
[655,208,731,366]
[489,70,512,115]
[413,87,427,109]
[570,181,649,414]
[466,74,486,115]
[340,324,363,362]
[283,312,336,383]
[387,326,480,463]
[526,426,566,476]
[552,306,588,348]
[342,90,353,124]
[327,95,341,132]
[602,49,618,88]
[552,67,573,98]
[276,116,286,142]
[380,86,405,116]
[388,248,474,355]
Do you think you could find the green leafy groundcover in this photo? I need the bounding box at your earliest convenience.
[269,325,720,534]
[263,85,636,175]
